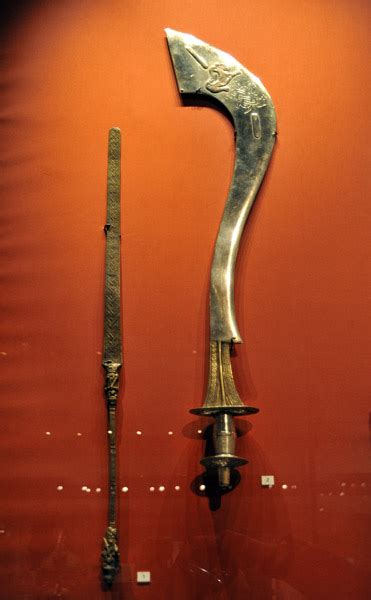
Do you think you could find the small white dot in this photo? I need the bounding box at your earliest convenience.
[0,351,8,356]
[149,486,155,492]
[77,432,82,437]
[341,482,346,487]
[107,430,113,435]
[199,484,206,491]
[168,431,173,436]
[192,350,197,354]
[45,431,51,436]
[96,351,102,355]
[86,488,91,493]
[282,484,288,490]
[174,485,180,491]
[57,485,63,491]
[81,486,87,491]
[197,429,202,434]
[340,491,345,496]
[95,488,101,493]
[136,431,142,436]
[0,530,5,534]
[122,486,129,493]
[158,485,165,492]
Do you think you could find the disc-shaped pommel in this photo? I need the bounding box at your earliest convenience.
[200,414,248,487]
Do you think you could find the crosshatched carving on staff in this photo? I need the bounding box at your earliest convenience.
[101,127,122,586]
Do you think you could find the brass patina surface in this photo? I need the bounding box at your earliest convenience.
[166,29,276,487]
[101,127,122,585]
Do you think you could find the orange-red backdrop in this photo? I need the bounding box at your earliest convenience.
[1,1,370,598]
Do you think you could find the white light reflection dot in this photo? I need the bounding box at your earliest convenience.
[0,351,8,356]
[81,486,87,491]
[341,482,346,487]
[199,484,206,491]
[107,430,113,435]
[159,485,165,492]
[136,431,142,436]
[168,431,173,436]
[77,432,82,437]
[57,485,63,491]
[197,429,202,435]
[149,486,155,492]
[282,484,288,490]
[174,485,180,491]
[45,431,51,436]
[340,491,345,496]
[86,488,91,493]
[96,488,101,493]
[122,486,129,493]
[0,529,5,534]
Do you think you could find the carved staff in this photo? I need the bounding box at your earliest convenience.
[101,127,122,585]
[166,30,276,487]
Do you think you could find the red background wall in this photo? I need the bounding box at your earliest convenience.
[1,1,370,598]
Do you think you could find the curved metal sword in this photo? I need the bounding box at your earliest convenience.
[166,29,276,487]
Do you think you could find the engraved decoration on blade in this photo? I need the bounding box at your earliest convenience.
[185,44,267,115]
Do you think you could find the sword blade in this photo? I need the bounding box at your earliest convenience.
[166,29,276,343]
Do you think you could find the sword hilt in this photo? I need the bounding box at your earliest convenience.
[191,341,258,487]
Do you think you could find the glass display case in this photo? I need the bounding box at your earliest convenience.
[1,1,370,598]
